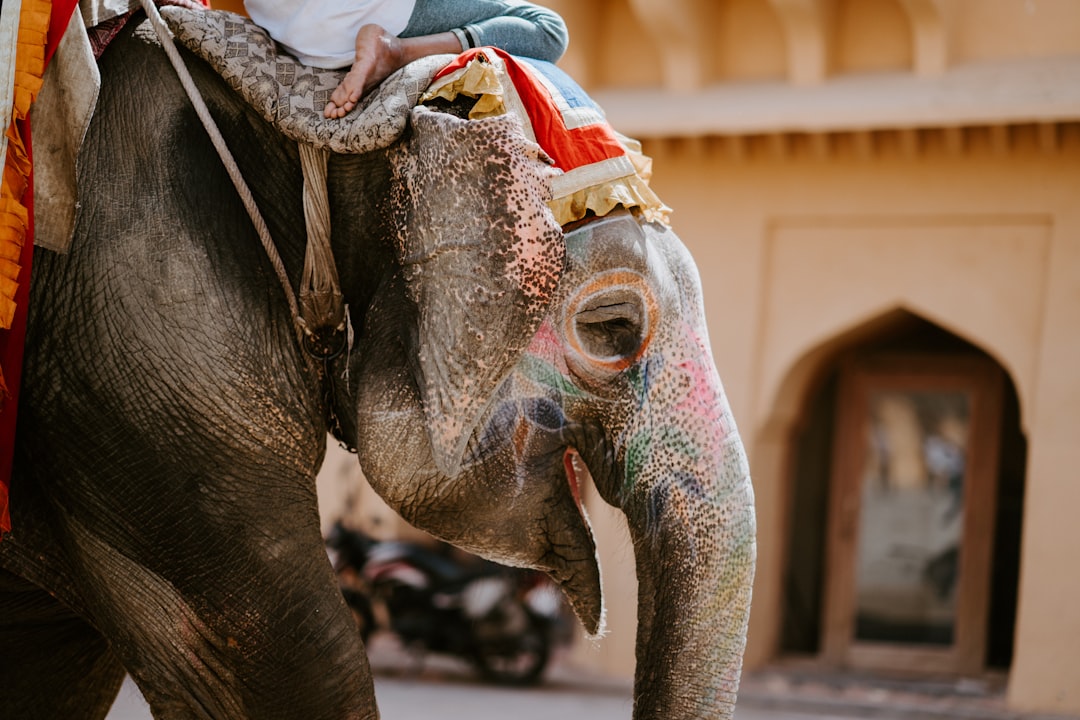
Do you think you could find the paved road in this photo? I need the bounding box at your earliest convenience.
[100,634,1053,720]
[106,673,858,720]
[100,633,1024,720]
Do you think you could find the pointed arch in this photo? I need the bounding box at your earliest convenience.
[753,309,1025,676]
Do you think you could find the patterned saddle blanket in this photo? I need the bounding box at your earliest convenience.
[160,7,452,155]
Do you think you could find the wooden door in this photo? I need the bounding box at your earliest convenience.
[822,355,1003,674]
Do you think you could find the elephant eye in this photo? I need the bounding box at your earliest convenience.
[574,301,644,360]
[565,273,658,373]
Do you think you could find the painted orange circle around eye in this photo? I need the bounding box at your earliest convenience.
[563,270,659,372]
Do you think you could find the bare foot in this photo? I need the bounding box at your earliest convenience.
[324,24,405,119]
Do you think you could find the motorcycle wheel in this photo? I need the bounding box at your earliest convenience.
[472,620,551,686]
[341,588,376,644]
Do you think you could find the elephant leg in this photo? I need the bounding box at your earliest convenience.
[0,568,126,720]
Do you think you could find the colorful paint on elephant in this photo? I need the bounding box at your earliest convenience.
[516,267,742,511]
[515,321,571,399]
[621,328,740,498]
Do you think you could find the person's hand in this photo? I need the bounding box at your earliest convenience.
[324,24,404,119]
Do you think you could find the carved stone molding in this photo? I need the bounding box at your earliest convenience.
[768,0,831,85]
[640,122,1079,163]
[899,0,948,76]
[627,0,709,91]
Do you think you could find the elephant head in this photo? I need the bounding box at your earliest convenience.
[353,107,756,719]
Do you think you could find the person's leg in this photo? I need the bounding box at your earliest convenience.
[325,1,568,118]
[324,24,463,118]
[402,0,568,62]
[326,25,401,118]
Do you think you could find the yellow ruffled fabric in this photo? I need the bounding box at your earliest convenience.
[1,0,51,403]
[548,169,669,227]
[422,58,508,120]
[422,58,671,227]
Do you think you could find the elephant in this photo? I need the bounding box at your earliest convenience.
[0,12,755,720]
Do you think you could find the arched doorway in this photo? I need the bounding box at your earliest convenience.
[779,310,1025,676]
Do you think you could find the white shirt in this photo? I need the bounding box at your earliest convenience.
[244,0,418,68]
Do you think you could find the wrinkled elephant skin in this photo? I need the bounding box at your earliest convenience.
[0,17,755,720]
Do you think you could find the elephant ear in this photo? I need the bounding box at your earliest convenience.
[390,106,565,476]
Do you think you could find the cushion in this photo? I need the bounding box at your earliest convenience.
[160,6,453,155]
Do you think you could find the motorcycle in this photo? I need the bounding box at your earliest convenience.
[325,523,567,686]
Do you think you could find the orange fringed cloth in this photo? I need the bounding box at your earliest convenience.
[0,0,80,537]
[424,47,670,228]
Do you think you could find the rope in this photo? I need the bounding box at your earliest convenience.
[298,143,347,357]
[138,0,304,344]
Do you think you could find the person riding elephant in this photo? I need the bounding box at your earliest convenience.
[0,6,755,719]
[240,0,570,117]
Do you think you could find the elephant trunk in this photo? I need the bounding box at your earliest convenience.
[626,451,755,719]
[596,351,756,719]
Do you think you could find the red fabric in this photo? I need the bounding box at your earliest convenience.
[432,47,628,176]
[47,0,80,64]
[87,15,131,58]
[87,0,211,59]
[0,0,79,537]
[0,123,34,537]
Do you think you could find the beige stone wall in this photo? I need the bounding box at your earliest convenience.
[643,136,1080,710]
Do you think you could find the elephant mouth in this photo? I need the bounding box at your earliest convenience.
[552,445,606,636]
[563,449,585,515]
[466,400,606,635]
[470,397,580,471]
